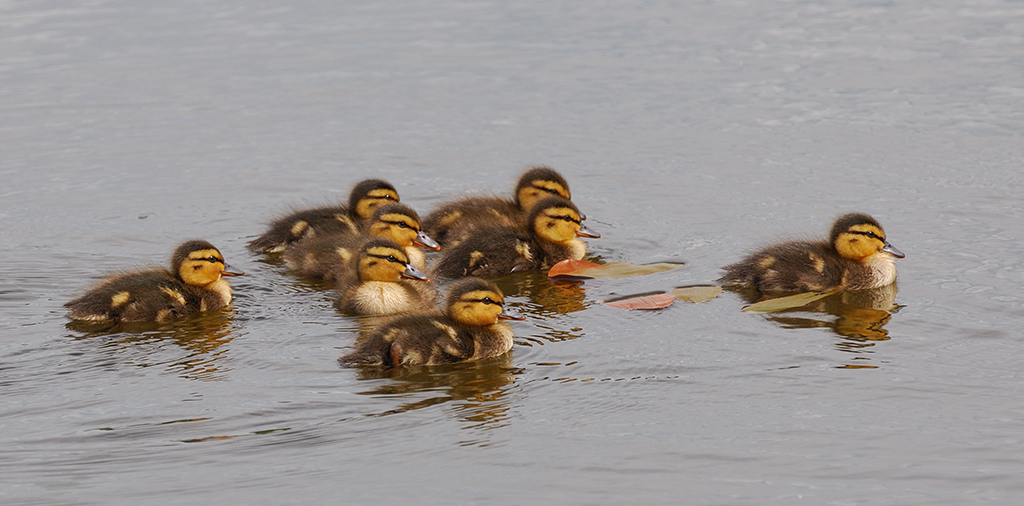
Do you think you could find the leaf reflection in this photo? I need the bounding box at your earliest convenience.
[732,284,902,362]
[65,309,238,381]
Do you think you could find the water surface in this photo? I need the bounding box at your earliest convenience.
[3,1,1024,504]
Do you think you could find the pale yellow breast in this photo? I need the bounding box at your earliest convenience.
[353,282,414,315]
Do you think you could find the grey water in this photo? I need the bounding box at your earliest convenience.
[2,0,1023,504]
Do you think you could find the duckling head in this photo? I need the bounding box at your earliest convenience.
[515,166,572,212]
[173,240,244,287]
[831,213,905,262]
[529,196,600,245]
[446,278,525,326]
[367,203,440,250]
[355,237,429,283]
[349,179,400,219]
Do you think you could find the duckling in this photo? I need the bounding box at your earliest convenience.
[432,196,600,278]
[339,277,524,367]
[335,237,435,316]
[283,203,439,280]
[65,240,244,323]
[248,179,399,253]
[423,166,576,247]
[719,213,905,293]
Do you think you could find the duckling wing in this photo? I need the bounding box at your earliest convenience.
[284,232,359,280]
[249,205,360,253]
[423,196,520,247]
[433,227,535,278]
[340,313,461,366]
[721,242,844,293]
[65,271,199,322]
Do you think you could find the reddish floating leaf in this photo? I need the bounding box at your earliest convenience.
[548,259,685,279]
[547,259,602,278]
[601,293,675,310]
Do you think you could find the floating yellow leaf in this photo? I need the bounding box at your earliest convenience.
[672,285,722,303]
[742,291,839,313]
[548,259,685,279]
[600,292,676,310]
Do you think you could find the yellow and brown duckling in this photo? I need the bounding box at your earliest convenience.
[283,203,440,280]
[65,240,244,323]
[422,166,576,247]
[248,179,399,253]
[432,196,600,278]
[719,213,905,293]
[339,277,524,367]
[335,237,435,316]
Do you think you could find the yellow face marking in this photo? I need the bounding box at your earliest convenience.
[111,291,130,308]
[518,180,570,211]
[835,224,887,261]
[358,246,410,282]
[452,289,505,326]
[534,206,582,244]
[370,213,420,246]
[355,189,400,218]
[179,248,228,287]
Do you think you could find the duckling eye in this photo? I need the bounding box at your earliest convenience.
[381,219,413,230]
[532,184,563,196]
[553,215,580,224]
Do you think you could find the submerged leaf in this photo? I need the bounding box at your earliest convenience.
[548,259,685,279]
[742,291,839,313]
[600,292,675,310]
[672,285,722,303]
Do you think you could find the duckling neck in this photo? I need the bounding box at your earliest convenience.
[195,278,233,311]
[353,281,415,315]
[536,237,587,265]
[843,253,898,290]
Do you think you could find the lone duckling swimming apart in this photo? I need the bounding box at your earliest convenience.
[719,213,905,293]
[248,179,399,253]
[65,240,244,323]
[339,277,524,367]
[335,237,434,316]
[422,166,576,247]
[283,203,439,280]
[432,196,600,278]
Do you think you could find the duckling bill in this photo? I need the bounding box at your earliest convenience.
[719,213,904,293]
[339,278,524,367]
[65,240,243,323]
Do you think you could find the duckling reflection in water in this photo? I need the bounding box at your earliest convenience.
[720,213,904,293]
[65,240,243,323]
[432,196,600,278]
[248,179,400,253]
[753,284,902,343]
[339,278,524,367]
[423,166,577,248]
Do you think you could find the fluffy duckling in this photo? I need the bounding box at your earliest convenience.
[339,277,524,367]
[423,166,575,247]
[335,237,435,316]
[719,213,905,293]
[248,179,399,253]
[283,203,439,280]
[432,196,600,278]
[65,240,244,323]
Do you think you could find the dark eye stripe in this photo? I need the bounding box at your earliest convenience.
[192,256,224,264]
[532,184,564,196]
[848,230,883,240]
[380,219,416,231]
[461,297,503,306]
[366,253,405,264]
[548,214,580,225]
